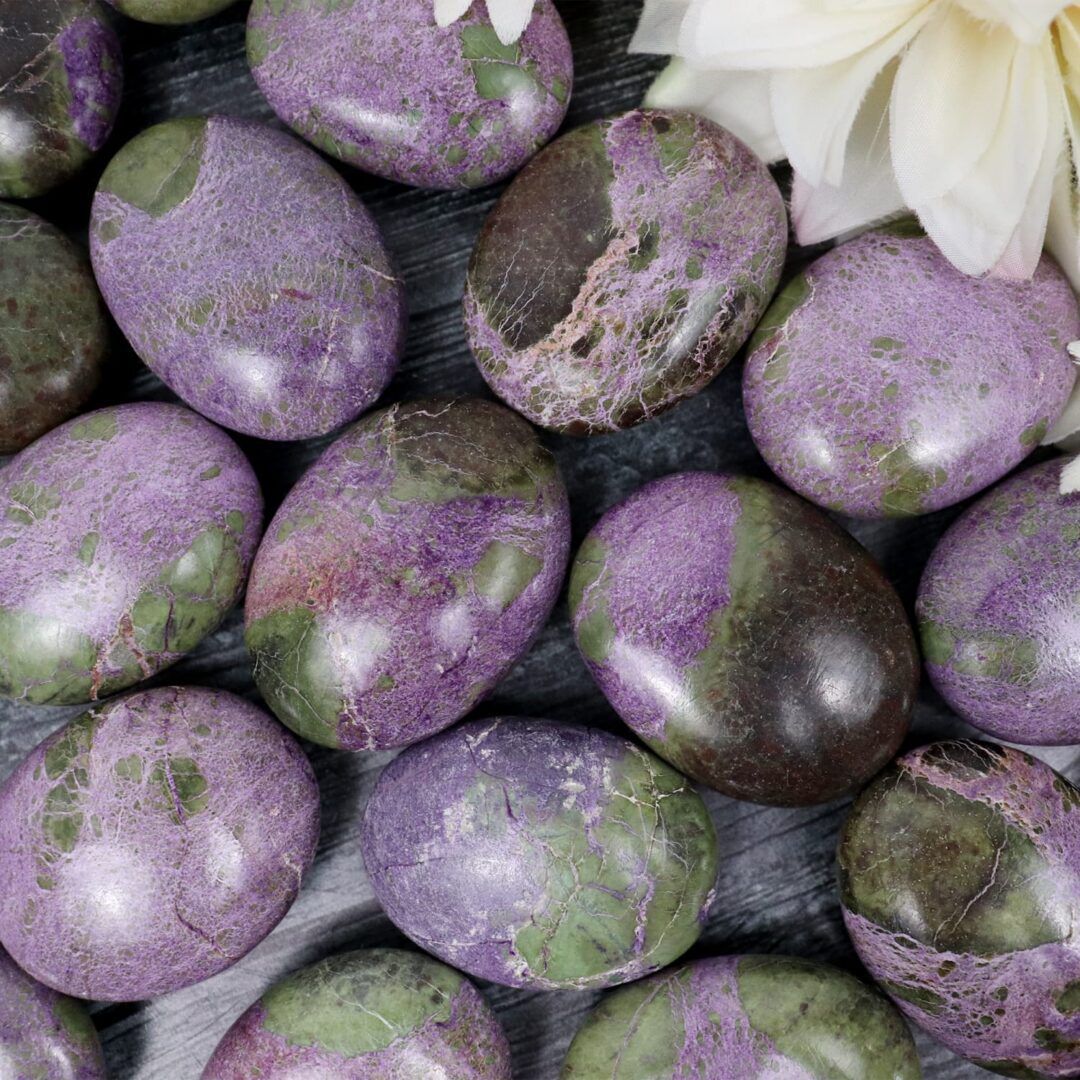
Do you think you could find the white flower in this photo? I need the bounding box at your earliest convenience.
[434,0,536,45]
[632,1,1080,443]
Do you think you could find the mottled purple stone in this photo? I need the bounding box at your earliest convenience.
[0,402,262,706]
[90,116,406,441]
[743,224,1079,518]
[361,717,719,991]
[570,472,918,806]
[840,741,1080,1077]
[917,458,1080,745]
[561,955,920,1079]
[464,109,788,434]
[202,948,512,1079]
[0,947,105,1079]
[0,1,122,199]
[245,398,570,751]
[247,0,572,190]
[0,686,320,1001]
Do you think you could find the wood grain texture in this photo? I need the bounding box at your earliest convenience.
[3,1,1072,1076]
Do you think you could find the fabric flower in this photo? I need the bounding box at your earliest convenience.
[631,0,1080,443]
[434,0,536,45]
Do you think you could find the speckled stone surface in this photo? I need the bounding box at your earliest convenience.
[361,716,719,991]
[202,948,512,1079]
[569,472,918,806]
[0,946,105,1079]
[246,398,570,751]
[247,0,572,191]
[918,459,1080,746]
[0,203,108,454]
[0,0,122,199]
[839,741,1080,1077]
[0,402,261,706]
[90,116,406,441]
[104,0,235,25]
[561,954,921,1079]
[464,108,787,434]
[743,224,1079,519]
[0,686,320,1002]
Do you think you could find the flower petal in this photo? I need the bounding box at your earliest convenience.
[958,0,1068,44]
[644,60,784,162]
[487,0,535,45]
[434,0,473,28]
[629,0,691,54]
[1059,454,1080,495]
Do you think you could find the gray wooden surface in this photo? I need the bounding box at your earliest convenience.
[4,2,1072,1076]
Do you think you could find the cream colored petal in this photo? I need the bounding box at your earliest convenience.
[487,0,535,44]
[434,0,473,28]
[958,0,1068,44]
[645,60,784,161]
[629,0,691,54]
[1059,454,1080,495]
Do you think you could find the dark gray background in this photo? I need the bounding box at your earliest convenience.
[5,2,1074,1076]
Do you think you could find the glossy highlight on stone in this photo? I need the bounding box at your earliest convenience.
[0,947,105,1079]
[361,716,719,990]
[0,402,262,706]
[839,741,1080,1077]
[0,686,320,1001]
[91,116,406,441]
[0,203,108,454]
[743,224,1079,518]
[247,0,572,191]
[918,458,1080,746]
[561,954,921,1079]
[202,948,512,1079]
[570,472,918,806]
[464,109,787,434]
[246,398,570,751]
[0,1,122,199]
[104,0,235,24]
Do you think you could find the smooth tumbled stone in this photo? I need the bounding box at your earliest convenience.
[245,398,570,751]
[0,203,108,454]
[570,472,918,806]
[202,948,512,1079]
[918,457,1080,746]
[247,0,572,190]
[0,947,105,1079]
[464,108,787,434]
[0,686,320,1001]
[743,224,1079,518]
[90,116,405,441]
[0,1,122,198]
[561,955,921,1079]
[0,402,262,706]
[104,0,235,24]
[361,716,719,990]
[839,740,1080,1077]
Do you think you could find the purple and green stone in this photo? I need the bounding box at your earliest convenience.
[840,741,1080,1077]
[0,203,108,454]
[202,948,512,1079]
[247,0,573,190]
[569,472,918,806]
[561,955,921,1079]
[361,716,719,990]
[0,1,122,199]
[245,398,570,752]
[464,108,788,434]
[103,0,236,24]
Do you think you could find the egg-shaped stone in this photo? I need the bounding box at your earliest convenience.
[90,117,406,441]
[839,740,1080,1077]
[464,109,787,434]
[0,402,262,706]
[247,0,572,191]
[0,1,122,199]
[569,472,918,806]
[0,203,108,454]
[918,458,1080,745]
[202,948,512,1079]
[361,716,719,990]
[0,947,105,1079]
[104,0,235,24]
[743,224,1079,518]
[561,955,921,1079]
[0,686,320,1001]
[245,398,569,751]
